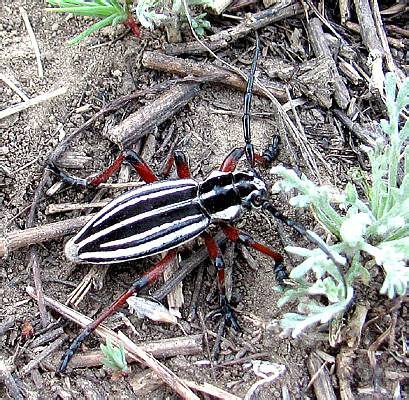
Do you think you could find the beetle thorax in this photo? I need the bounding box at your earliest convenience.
[199,170,267,222]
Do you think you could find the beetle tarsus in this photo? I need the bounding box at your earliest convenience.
[49,162,88,187]
[274,263,289,285]
[60,326,92,372]
[220,296,241,332]
[262,136,280,163]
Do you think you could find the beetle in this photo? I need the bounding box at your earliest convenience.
[52,143,285,372]
[51,39,293,372]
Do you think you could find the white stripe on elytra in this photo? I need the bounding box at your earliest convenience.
[100,213,205,248]
[76,198,200,250]
[79,218,208,261]
[93,181,197,228]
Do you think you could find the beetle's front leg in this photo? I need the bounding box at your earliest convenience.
[219,137,280,173]
[201,232,240,331]
[220,223,288,284]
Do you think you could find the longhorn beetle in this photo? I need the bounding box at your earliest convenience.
[51,38,340,372]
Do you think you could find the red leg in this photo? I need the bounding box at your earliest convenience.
[220,224,288,283]
[219,148,244,172]
[60,249,178,371]
[201,232,240,331]
[254,136,280,166]
[87,153,127,186]
[173,151,191,179]
[50,150,158,187]
[117,150,158,184]
[220,224,283,263]
[161,154,175,178]
[162,151,191,179]
[219,137,280,172]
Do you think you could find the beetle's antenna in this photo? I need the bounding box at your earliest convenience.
[243,33,260,169]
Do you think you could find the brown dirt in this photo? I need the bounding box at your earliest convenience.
[1,1,407,399]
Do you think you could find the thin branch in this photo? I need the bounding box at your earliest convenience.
[19,6,43,77]
[0,215,94,257]
[0,73,30,101]
[26,286,199,400]
[0,87,67,120]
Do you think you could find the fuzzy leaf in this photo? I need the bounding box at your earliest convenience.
[100,338,128,372]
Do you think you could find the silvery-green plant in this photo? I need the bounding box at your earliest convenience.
[100,337,128,373]
[271,73,409,337]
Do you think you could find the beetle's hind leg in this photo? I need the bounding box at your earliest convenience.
[59,249,178,372]
[50,148,194,187]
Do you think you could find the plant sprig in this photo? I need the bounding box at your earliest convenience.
[271,73,409,337]
[46,0,214,44]
[46,0,140,44]
[100,337,128,375]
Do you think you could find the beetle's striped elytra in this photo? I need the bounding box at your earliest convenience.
[65,169,267,264]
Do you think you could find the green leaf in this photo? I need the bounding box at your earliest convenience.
[100,338,128,372]
[45,0,131,44]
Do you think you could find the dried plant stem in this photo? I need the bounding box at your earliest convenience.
[0,87,67,120]
[142,51,286,101]
[106,82,201,148]
[19,6,43,77]
[69,335,203,369]
[0,358,23,400]
[0,215,94,257]
[164,2,304,56]
[26,286,199,400]
[307,352,337,400]
[0,73,29,101]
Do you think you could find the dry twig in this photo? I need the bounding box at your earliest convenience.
[105,82,201,148]
[0,357,23,400]
[336,303,369,400]
[307,352,337,400]
[0,73,29,101]
[307,17,351,109]
[0,87,67,120]
[353,0,384,92]
[142,51,286,101]
[21,334,69,376]
[69,335,203,369]
[164,2,304,56]
[28,251,50,328]
[0,215,94,257]
[26,286,199,400]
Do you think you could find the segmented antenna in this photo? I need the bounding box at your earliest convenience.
[243,35,260,168]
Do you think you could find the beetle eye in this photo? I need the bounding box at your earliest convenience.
[251,193,263,207]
